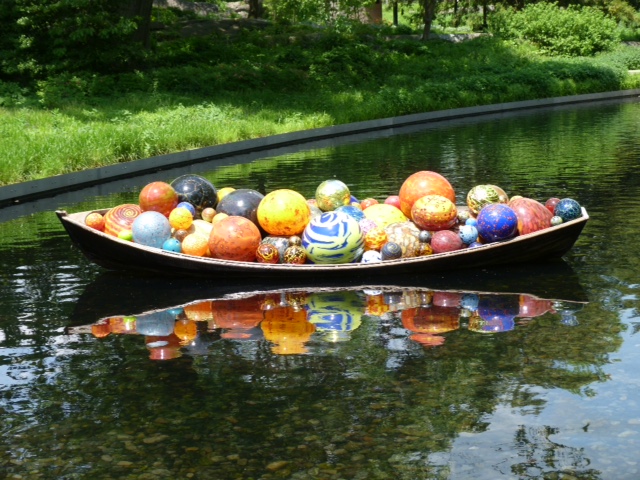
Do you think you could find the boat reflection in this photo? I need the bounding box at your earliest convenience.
[76,284,586,360]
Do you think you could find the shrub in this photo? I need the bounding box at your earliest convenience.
[489,2,620,57]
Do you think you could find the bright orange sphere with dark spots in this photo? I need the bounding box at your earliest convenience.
[411,195,458,231]
[257,189,311,236]
[208,216,262,262]
[399,171,456,218]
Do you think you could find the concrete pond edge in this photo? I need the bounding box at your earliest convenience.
[2,88,640,207]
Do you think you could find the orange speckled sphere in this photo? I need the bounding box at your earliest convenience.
[139,181,179,217]
[85,212,105,231]
[181,233,209,257]
[208,215,262,262]
[411,195,458,231]
[399,171,456,218]
[363,227,388,251]
[257,189,311,236]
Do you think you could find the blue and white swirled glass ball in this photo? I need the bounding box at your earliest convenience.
[302,212,364,264]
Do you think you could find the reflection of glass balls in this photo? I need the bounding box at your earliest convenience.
[302,212,363,264]
[132,211,172,248]
[170,174,218,216]
[315,180,351,211]
[136,311,176,336]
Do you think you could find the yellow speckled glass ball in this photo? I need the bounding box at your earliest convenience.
[362,203,408,229]
[411,195,458,231]
[363,227,388,251]
[169,207,194,230]
[466,185,508,215]
[257,189,311,236]
[315,179,351,212]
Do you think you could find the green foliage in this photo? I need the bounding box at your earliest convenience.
[5,0,147,78]
[265,0,375,25]
[597,45,640,71]
[489,2,621,57]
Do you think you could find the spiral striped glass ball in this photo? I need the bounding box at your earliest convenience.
[302,212,363,264]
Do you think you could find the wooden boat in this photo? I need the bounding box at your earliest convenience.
[55,207,588,279]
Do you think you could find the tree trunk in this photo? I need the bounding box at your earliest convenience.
[121,0,154,48]
[393,1,398,26]
[421,0,438,41]
[248,0,264,19]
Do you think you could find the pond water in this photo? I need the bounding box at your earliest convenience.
[1,98,640,479]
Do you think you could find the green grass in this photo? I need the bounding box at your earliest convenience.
[1,24,640,187]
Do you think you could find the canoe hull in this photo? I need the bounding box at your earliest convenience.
[56,208,589,279]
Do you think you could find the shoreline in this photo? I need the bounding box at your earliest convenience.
[1,88,640,208]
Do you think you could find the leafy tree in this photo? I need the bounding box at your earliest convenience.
[2,0,154,79]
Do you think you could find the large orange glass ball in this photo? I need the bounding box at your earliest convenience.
[139,181,179,217]
[399,171,456,218]
[257,189,311,236]
[208,215,262,262]
[104,204,142,237]
[411,194,458,231]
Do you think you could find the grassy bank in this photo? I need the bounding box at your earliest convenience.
[2,22,640,187]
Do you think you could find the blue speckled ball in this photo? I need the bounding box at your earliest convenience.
[302,212,363,264]
[476,204,518,243]
[176,201,196,217]
[335,205,365,222]
[466,217,478,227]
[459,224,479,244]
[132,211,172,248]
[162,237,182,253]
[554,198,582,222]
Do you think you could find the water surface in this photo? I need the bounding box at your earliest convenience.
[1,98,640,479]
